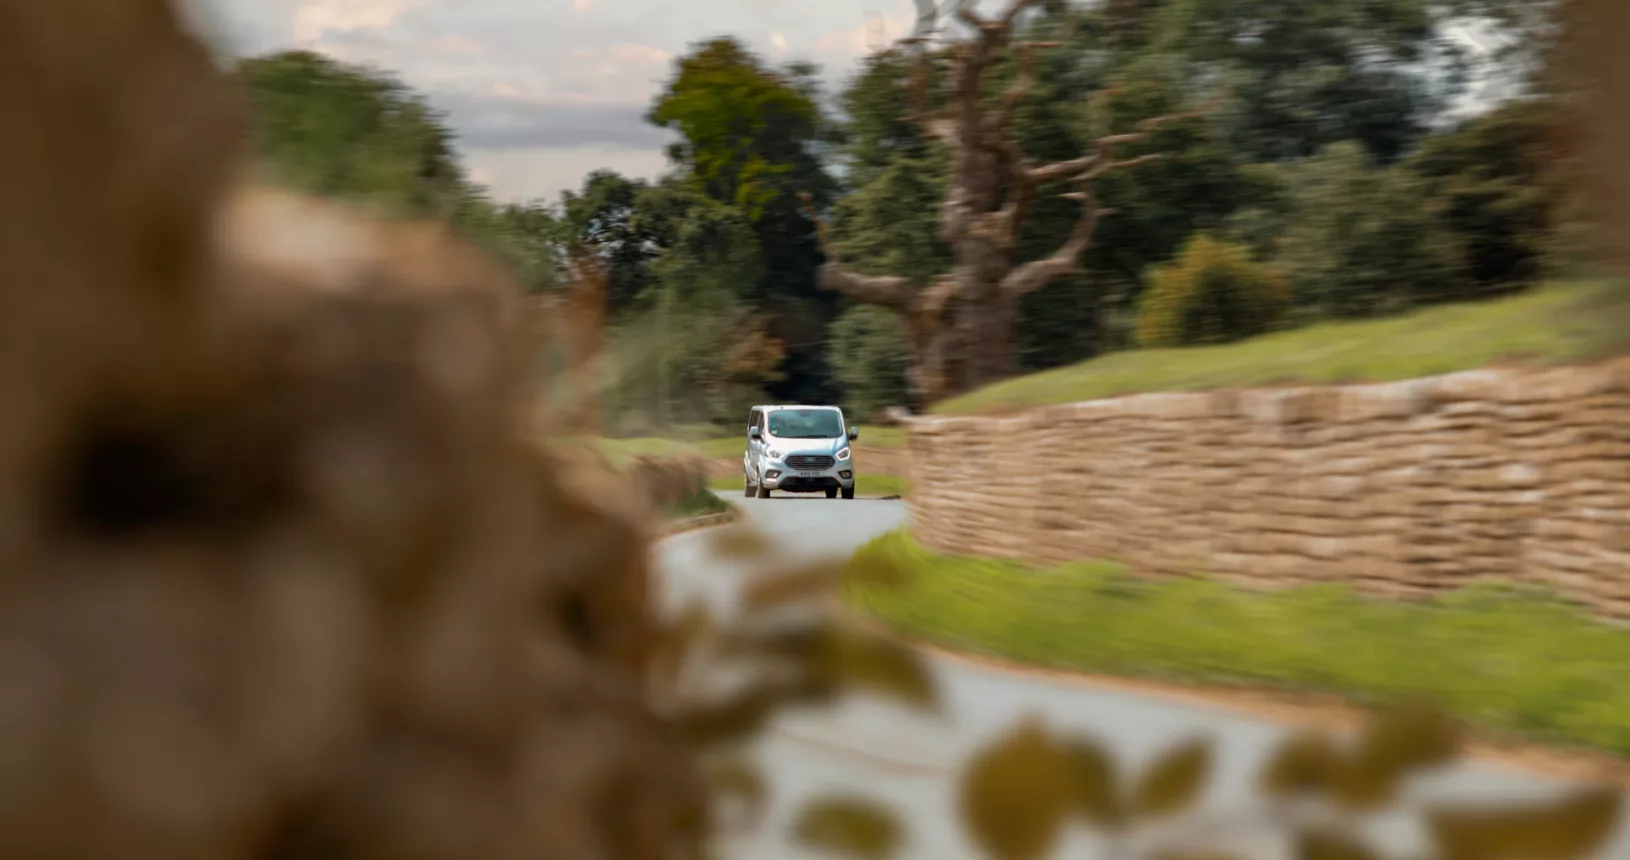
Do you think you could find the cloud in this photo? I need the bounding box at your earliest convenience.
[291,0,426,42]
[464,145,670,204]
[197,0,920,200]
[439,93,674,150]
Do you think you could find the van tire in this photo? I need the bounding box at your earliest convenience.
[825,487,838,499]
[744,474,754,497]
[755,484,771,499]
[841,486,855,500]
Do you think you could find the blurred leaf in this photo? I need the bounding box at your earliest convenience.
[1061,737,1124,828]
[958,718,1077,860]
[741,562,843,610]
[709,524,772,560]
[678,686,781,748]
[792,795,904,859]
[678,673,837,748]
[1133,737,1213,819]
[843,542,912,590]
[1296,827,1381,860]
[650,600,715,685]
[705,755,768,831]
[1260,731,1343,798]
[1333,703,1461,811]
[1427,786,1622,860]
[822,627,939,710]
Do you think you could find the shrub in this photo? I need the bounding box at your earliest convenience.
[1135,233,1291,347]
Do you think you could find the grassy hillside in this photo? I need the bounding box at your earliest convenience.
[936,280,1630,415]
[844,529,1630,757]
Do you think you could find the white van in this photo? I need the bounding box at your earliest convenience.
[742,405,858,499]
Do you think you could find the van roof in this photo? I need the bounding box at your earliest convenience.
[751,405,842,411]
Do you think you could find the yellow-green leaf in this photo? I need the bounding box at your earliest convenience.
[1259,731,1343,798]
[740,562,843,610]
[822,627,939,710]
[844,549,911,591]
[708,524,771,560]
[1296,827,1381,860]
[678,684,784,748]
[1061,737,1123,828]
[705,755,768,832]
[1333,702,1460,811]
[650,600,715,685]
[1427,786,1622,860]
[1133,737,1213,819]
[958,718,1078,860]
[792,795,904,860]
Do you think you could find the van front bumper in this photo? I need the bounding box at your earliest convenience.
[759,458,855,492]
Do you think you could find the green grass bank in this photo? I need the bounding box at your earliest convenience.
[936,280,1630,415]
[843,529,1630,756]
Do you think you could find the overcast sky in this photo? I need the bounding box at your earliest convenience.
[191,0,922,205]
[188,0,1513,208]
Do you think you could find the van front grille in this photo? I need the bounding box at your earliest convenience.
[785,455,835,470]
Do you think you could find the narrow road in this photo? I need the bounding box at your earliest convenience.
[656,498,1628,860]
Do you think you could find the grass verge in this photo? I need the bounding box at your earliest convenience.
[842,529,1630,756]
[707,473,907,498]
[935,280,1630,415]
[660,486,731,520]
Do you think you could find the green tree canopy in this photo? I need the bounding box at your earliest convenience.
[238,50,464,216]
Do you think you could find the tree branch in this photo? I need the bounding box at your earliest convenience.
[798,191,918,312]
[999,183,1111,298]
[898,46,960,144]
[986,41,1059,136]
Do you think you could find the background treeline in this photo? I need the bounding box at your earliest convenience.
[236,0,1579,435]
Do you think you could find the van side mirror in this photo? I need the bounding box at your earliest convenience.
[848,426,859,441]
[749,427,762,440]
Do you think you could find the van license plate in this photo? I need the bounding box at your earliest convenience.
[798,471,821,478]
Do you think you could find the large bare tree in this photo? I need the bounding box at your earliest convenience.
[804,0,1189,407]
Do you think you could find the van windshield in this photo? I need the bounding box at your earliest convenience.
[768,409,844,439]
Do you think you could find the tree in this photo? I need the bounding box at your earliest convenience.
[1406,97,1568,295]
[1275,141,1463,320]
[829,306,913,418]
[1169,0,1455,163]
[237,50,464,216]
[557,170,661,313]
[646,39,839,404]
[806,0,1191,406]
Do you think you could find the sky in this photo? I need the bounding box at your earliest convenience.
[191,0,922,205]
[188,0,1514,208]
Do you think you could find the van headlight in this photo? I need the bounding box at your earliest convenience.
[836,447,851,460]
[767,449,783,460]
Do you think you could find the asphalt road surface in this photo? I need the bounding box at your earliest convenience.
[656,498,1629,860]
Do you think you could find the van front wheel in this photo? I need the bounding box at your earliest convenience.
[841,486,855,500]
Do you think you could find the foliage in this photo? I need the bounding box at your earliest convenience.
[842,529,1630,758]
[1405,97,1569,296]
[1275,141,1466,319]
[1166,0,1454,163]
[828,306,912,420]
[240,50,561,292]
[933,280,1627,414]
[1135,234,1291,346]
[1071,52,1268,346]
[671,518,1626,860]
[238,50,465,216]
[647,37,834,222]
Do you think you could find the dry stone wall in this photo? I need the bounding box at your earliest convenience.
[901,361,1630,615]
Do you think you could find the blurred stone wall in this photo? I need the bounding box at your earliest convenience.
[901,360,1630,614]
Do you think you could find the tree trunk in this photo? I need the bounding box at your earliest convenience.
[804,0,1189,408]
